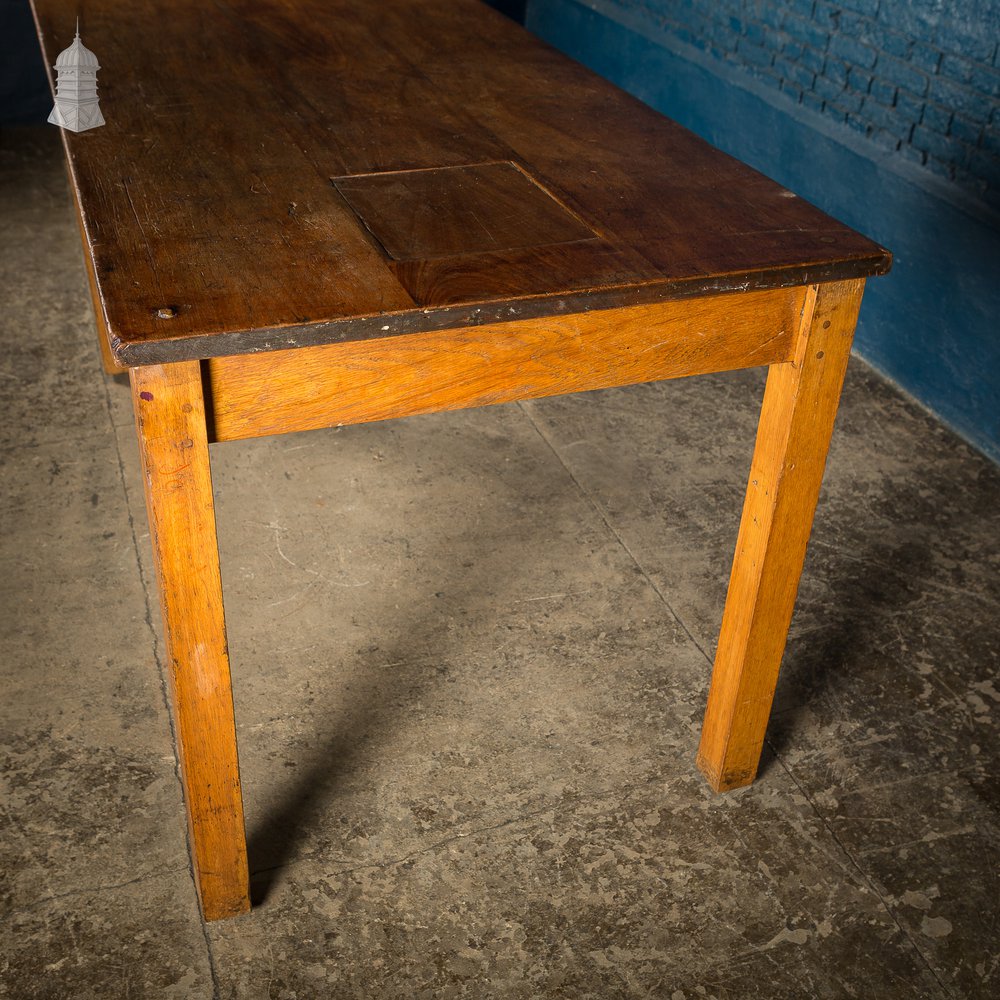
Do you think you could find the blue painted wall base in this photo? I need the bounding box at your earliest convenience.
[526,0,1000,464]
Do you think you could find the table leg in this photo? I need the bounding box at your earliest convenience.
[697,279,866,792]
[131,361,250,920]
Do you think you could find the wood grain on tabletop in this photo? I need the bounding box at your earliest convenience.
[31,0,891,365]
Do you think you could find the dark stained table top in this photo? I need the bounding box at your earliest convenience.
[32,0,891,365]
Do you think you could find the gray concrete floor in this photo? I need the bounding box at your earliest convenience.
[1,125,998,999]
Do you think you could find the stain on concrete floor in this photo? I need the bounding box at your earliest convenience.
[1,127,997,999]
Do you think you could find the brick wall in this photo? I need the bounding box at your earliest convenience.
[601,0,1000,207]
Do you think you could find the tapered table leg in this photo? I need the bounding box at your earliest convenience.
[698,279,866,792]
[131,361,250,920]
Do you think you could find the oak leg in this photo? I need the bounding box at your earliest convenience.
[131,361,250,919]
[697,279,866,792]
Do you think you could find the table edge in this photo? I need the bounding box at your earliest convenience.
[110,253,890,367]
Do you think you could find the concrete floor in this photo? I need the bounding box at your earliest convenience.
[1,125,998,1000]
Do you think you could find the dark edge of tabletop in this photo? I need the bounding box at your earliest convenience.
[112,258,887,366]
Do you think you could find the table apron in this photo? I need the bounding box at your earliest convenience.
[202,286,806,443]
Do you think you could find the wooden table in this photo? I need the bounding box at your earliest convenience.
[33,0,890,921]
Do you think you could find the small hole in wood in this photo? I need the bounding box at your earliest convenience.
[155,306,178,320]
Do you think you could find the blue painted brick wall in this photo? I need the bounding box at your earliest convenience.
[598,0,1000,208]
